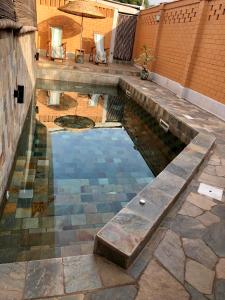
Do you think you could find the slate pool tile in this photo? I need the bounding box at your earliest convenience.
[81,185,92,193]
[89,178,99,185]
[102,212,114,223]
[18,189,33,199]
[111,201,123,213]
[97,203,112,213]
[55,215,72,228]
[17,198,32,208]
[71,214,86,226]
[81,194,93,203]
[29,246,61,261]
[0,214,17,229]
[98,178,109,185]
[86,213,103,225]
[41,232,59,246]
[24,258,64,299]
[83,204,97,214]
[116,192,127,201]
[126,193,136,201]
[57,230,78,246]
[72,204,85,214]
[0,248,19,264]
[61,244,81,257]
[37,159,49,167]
[40,216,55,228]
[80,241,94,255]
[16,208,32,219]
[22,218,39,230]
[76,228,98,242]
[54,205,75,216]
[63,255,102,293]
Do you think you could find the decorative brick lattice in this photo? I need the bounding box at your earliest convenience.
[141,13,159,26]
[208,2,225,21]
[163,6,198,24]
[39,0,66,7]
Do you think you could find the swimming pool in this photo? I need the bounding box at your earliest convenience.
[0,80,185,263]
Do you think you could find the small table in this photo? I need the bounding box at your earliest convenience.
[75,49,85,64]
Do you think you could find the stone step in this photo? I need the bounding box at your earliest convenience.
[94,133,215,268]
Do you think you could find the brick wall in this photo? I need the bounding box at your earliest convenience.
[36,0,114,54]
[133,0,225,105]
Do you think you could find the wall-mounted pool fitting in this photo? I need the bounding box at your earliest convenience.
[14,85,24,104]
[126,89,131,98]
[155,14,161,22]
[159,119,169,132]
[139,199,146,205]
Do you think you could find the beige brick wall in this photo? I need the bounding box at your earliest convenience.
[133,0,225,105]
[0,30,36,202]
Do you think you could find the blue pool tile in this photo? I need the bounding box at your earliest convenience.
[81,194,93,203]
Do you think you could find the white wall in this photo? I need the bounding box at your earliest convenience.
[148,0,175,6]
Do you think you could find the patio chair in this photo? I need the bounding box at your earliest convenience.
[89,33,109,65]
[48,91,61,106]
[46,27,66,61]
[89,94,101,106]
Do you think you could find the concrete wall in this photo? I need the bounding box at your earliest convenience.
[133,0,225,120]
[36,0,115,56]
[0,30,36,202]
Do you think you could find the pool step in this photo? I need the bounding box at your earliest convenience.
[94,133,215,268]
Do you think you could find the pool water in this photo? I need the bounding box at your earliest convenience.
[0,80,185,263]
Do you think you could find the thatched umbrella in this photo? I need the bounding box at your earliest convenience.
[58,0,105,52]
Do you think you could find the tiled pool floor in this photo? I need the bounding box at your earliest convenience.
[0,83,184,263]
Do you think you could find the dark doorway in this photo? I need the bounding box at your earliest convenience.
[113,13,137,61]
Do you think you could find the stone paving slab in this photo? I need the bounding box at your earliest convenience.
[136,259,189,300]
[24,258,64,299]
[154,230,185,283]
[185,260,215,294]
[63,255,102,293]
[0,262,26,300]
[84,286,138,300]
[0,253,136,300]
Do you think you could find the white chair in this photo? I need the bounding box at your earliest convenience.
[47,27,66,61]
[48,91,61,106]
[89,33,109,65]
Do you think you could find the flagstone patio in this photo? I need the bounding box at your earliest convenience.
[1,67,225,299]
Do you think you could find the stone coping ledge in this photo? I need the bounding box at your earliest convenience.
[119,77,198,144]
[94,77,216,268]
[36,78,119,96]
[36,67,120,86]
[94,132,215,268]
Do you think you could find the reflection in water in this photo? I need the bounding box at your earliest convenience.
[48,91,61,106]
[0,81,185,263]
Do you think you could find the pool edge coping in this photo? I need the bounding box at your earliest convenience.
[93,77,216,268]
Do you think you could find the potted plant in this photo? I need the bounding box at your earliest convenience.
[134,45,155,80]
